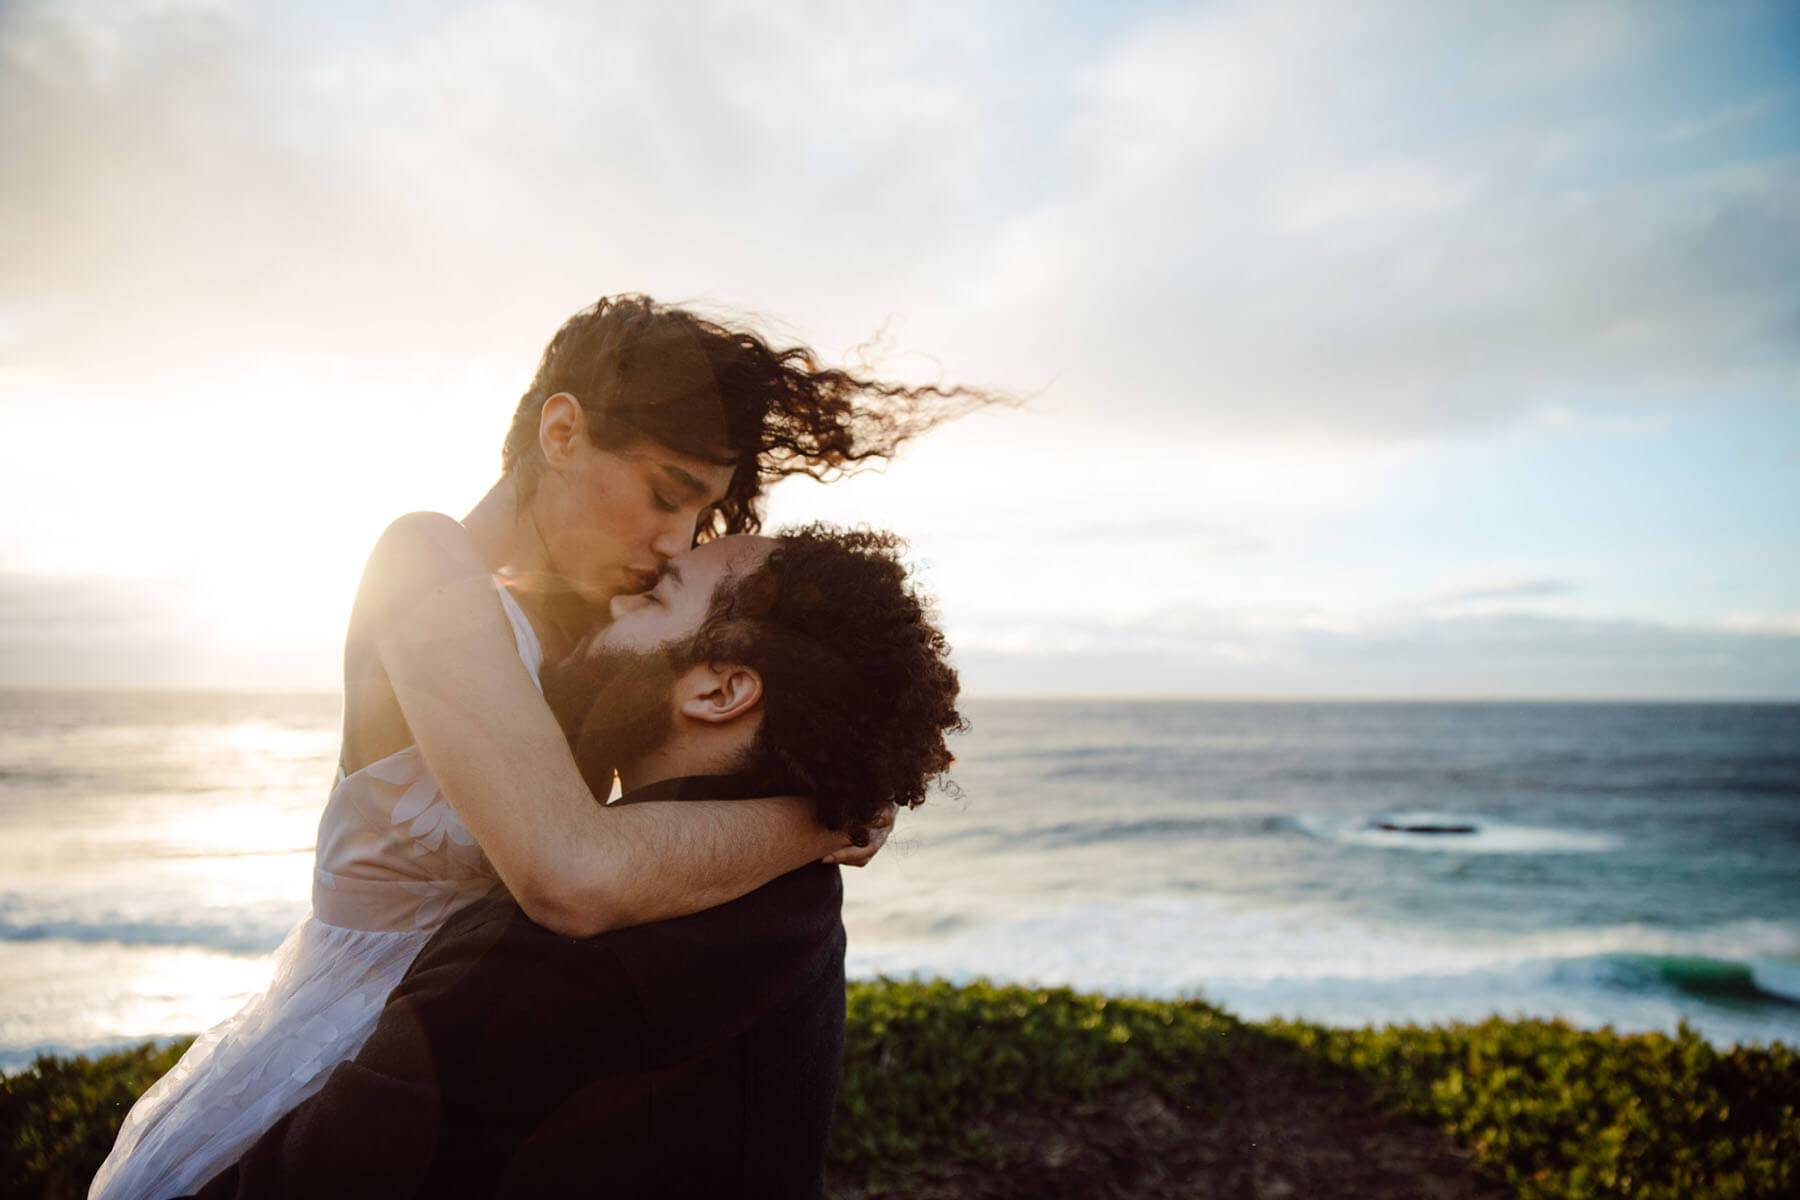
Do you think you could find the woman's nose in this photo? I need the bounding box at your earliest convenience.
[650,519,691,560]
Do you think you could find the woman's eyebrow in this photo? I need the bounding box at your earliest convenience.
[657,463,710,499]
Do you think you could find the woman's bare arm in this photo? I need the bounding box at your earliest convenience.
[358,512,856,939]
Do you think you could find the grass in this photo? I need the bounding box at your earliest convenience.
[5,980,1795,1199]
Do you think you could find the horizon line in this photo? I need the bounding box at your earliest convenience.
[3,683,1796,705]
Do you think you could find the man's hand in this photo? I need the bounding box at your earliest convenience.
[820,805,897,868]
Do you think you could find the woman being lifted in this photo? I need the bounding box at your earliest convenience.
[92,294,994,1200]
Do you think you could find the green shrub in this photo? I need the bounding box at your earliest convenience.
[1,1038,193,1200]
[834,977,1248,1168]
[1267,1016,1799,1200]
[5,988,1797,1200]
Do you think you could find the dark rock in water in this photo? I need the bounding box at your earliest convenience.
[1373,821,1478,835]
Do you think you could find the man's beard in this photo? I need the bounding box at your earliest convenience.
[540,639,687,798]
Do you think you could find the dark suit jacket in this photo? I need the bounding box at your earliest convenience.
[184,775,846,1199]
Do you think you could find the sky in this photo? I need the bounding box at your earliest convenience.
[1,0,1796,698]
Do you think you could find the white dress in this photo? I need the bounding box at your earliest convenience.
[89,586,544,1200]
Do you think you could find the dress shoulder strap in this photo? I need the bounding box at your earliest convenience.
[493,584,546,687]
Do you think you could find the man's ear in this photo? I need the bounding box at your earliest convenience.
[538,393,587,471]
[677,663,763,724]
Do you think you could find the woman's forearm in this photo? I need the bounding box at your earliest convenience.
[392,643,844,938]
[516,794,841,939]
[367,515,845,939]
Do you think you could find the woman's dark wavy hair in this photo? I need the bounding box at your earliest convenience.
[686,524,966,844]
[502,295,999,538]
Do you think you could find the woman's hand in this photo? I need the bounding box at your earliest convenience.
[821,803,897,868]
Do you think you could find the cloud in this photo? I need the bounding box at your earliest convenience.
[3,0,1794,442]
[929,516,1270,557]
[6,568,1794,699]
[0,0,1794,699]
[0,572,336,688]
[958,2,1800,437]
[1661,89,1793,145]
[1721,611,1800,636]
[955,609,1800,698]
[0,572,201,685]
[0,0,1021,376]
[1428,578,1579,606]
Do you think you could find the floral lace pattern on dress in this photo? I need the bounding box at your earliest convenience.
[89,581,544,1200]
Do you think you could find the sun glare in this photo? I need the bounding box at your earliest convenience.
[0,356,509,686]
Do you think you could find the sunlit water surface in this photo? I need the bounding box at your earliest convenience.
[3,692,1796,1070]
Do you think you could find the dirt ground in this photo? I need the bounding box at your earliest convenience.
[826,1048,1515,1200]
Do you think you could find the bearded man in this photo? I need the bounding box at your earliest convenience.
[183,526,963,1199]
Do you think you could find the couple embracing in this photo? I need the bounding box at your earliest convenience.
[91,296,990,1198]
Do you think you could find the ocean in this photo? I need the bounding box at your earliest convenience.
[2,690,1797,1072]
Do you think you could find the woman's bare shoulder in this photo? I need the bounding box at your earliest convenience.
[371,511,485,571]
[351,512,494,633]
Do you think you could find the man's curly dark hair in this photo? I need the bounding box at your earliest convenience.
[687,524,965,845]
[501,295,1000,538]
